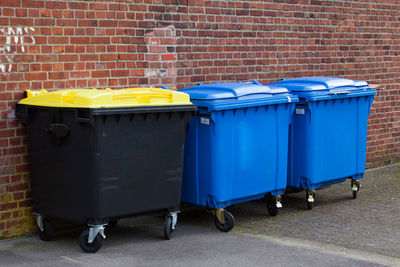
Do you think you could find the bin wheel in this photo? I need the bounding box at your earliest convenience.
[164,216,174,240]
[78,229,103,253]
[351,180,360,199]
[38,218,53,241]
[214,210,235,232]
[267,198,279,217]
[306,190,315,210]
[108,219,118,228]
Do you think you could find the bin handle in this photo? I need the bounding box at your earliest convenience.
[46,123,69,138]
[112,89,175,104]
[120,88,172,95]
[328,90,349,95]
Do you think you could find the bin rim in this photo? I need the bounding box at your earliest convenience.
[18,88,193,108]
[190,94,298,111]
[179,82,292,100]
[266,77,377,101]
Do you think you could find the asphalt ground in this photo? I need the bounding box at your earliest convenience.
[0,163,398,266]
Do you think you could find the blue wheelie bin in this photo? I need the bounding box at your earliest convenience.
[180,81,298,231]
[267,77,376,209]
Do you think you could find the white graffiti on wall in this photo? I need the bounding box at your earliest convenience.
[0,27,36,72]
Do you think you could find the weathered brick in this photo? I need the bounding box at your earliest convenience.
[45,1,66,9]
[92,70,110,78]
[48,72,68,80]
[36,55,57,62]
[111,69,129,77]
[1,0,21,7]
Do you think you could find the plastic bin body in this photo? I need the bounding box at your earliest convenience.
[180,82,298,208]
[17,89,195,224]
[267,77,376,189]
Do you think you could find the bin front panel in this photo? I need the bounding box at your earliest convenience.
[182,103,294,208]
[288,95,375,189]
[94,110,192,218]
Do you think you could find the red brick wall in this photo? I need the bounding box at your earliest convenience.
[0,0,399,238]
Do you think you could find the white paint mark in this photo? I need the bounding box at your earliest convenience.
[144,25,177,87]
[0,27,35,72]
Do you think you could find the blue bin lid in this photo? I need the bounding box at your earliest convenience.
[267,77,376,101]
[179,81,298,111]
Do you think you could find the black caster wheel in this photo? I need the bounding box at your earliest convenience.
[352,190,358,199]
[38,218,53,241]
[164,216,174,240]
[108,219,118,228]
[78,229,103,253]
[307,201,313,210]
[214,210,235,232]
[267,198,279,217]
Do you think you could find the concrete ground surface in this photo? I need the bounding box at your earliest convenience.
[0,164,399,266]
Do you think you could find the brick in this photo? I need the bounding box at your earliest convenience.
[68,2,87,10]
[80,54,98,61]
[25,72,47,81]
[22,0,43,8]
[3,8,14,16]
[0,203,17,211]
[48,72,68,80]
[100,54,118,61]
[47,37,68,44]
[35,18,55,26]
[45,1,66,9]
[161,54,177,61]
[89,3,108,10]
[1,0,21,7]
[138,21,156,28]
[119,54,137,60]
[70,71,90,79]
[42,64,52,71]
[99,20,118,27]
[58,54,78,62]
[13,192,23,201]
[9,17,33,25]
[92,70,110,78]
[70,37,91,44]
[111,70,129,77]
[13,55,34,63]
[36,55,57,62]
[91,37,110,44]
[64,63,74,71]
[0,212,11,220]
[15,9,28,17]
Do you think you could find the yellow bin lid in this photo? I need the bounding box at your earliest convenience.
[18,88,193,108]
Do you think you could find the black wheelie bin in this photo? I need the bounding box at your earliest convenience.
[16,88,195,253]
